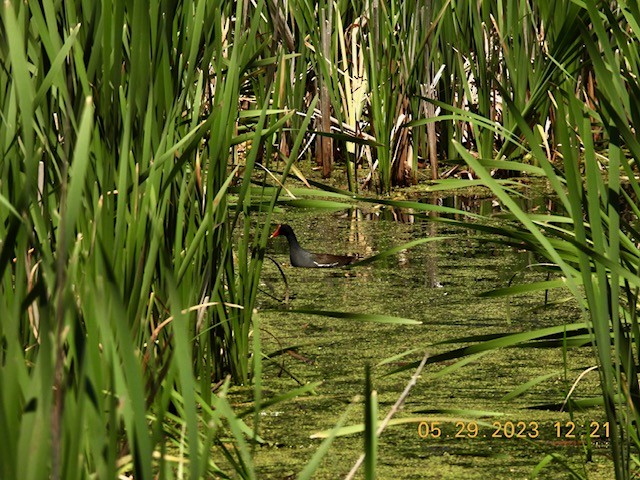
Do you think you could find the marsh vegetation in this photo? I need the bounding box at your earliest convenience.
[1,0,639,478]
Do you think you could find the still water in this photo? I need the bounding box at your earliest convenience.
[250,195,610,479]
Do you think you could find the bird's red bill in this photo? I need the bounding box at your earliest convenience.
[270,224,282,238]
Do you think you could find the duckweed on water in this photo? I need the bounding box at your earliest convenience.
[225,210,613,479]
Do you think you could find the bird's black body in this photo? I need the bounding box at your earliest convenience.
[270,224,357,268]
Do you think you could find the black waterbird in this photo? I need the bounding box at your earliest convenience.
[270,224,357,268]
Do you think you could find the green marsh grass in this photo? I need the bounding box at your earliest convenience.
[2,0,640,478]
[423,2,640,478]
[0,0,314,477]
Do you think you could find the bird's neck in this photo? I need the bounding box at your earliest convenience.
[284,231,303,250]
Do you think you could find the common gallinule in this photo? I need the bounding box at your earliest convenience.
[270,224,357,268]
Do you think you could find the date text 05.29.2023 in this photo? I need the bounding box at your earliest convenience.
[417,421,610,439]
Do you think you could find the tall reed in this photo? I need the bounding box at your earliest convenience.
[0,0,305,477]
[4,0,640,478]
[432,2,640,478]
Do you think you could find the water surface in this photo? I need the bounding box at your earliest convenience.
[247,198,610,479]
